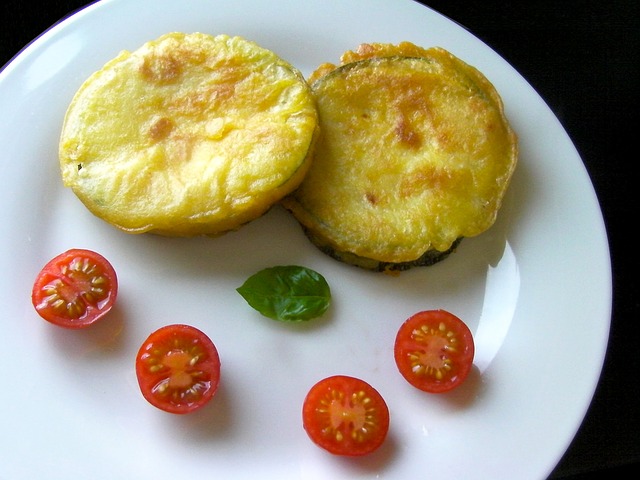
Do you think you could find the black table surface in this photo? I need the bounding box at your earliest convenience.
[2,1,638,479]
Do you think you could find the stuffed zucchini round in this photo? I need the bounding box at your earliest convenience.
[282,43,518,272]
[59,32,318,236]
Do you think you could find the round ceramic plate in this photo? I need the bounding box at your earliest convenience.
[0,1,611,479]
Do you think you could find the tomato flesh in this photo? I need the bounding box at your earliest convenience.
[31,249,118,329]
[302,375,389,456]
[135,324,221,414]
[394,309,475,393]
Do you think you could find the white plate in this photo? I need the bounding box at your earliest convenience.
[0,1,612,479]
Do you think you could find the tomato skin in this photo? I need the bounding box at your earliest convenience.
[302,375,390,456]
[31,248,118,329]
[135,324,221,414]
[394,309,475,393]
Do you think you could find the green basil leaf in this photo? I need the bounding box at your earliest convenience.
[236,265,331,322]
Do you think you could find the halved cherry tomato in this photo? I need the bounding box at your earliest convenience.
[31,248,118,329]
[394,309,475,393]
[135,324,221,414]
[302,375,389,456]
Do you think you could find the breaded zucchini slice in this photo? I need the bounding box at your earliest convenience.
[282,43,517,272]
[59,32,318,236]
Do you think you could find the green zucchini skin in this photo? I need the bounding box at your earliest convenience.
[303,227,463,273]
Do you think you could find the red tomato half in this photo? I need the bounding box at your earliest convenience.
[31,248,118,329]
[302,375,389,456]
[394,309,475,393]
[135,324,221,414]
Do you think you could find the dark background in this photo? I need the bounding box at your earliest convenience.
[1,1,638,479]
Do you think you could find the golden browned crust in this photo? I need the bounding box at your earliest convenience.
[283,43,518,271]
[60,32,318,236]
